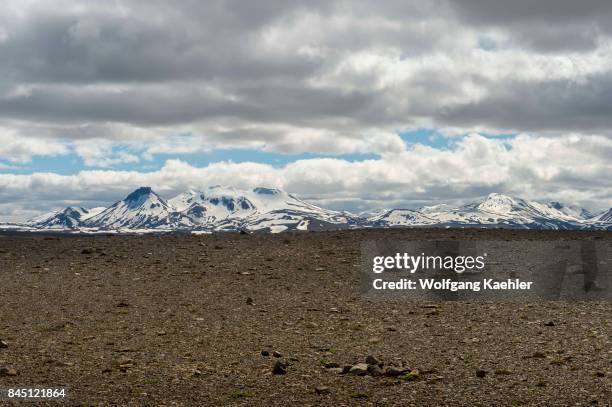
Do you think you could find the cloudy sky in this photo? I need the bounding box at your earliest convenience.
[1,0,612,220]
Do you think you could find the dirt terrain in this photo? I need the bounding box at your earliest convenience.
[0,229,610,406]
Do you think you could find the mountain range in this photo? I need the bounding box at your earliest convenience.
[2,186,611,233]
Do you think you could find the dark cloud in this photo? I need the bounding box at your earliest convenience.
[0,0,612,148]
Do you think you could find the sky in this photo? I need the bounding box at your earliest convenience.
[1,0,612,221]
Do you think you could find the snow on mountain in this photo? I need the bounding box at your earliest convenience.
[168,186,357,232]
[7,188,611,233]
[84,187,190,230]
[367,209,436,227]
[28,206,106,229]
[417,193,583,229]
[591,208,612,223]
[547,202,593,220]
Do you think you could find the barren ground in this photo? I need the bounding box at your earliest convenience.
[0,229,610,406]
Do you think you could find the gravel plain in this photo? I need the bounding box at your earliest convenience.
[0,229,610,406]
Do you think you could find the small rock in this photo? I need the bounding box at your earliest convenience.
[532,351,546,358]
[544,321,555,327]
[594,371,605,377]
[0,366,18,376]
[384,366,408,377]
[0,340,8,349]
[261,350,270,357]
[476,369,487,378]
[328,368,344,374]
[246,297,254,305]
[386,326,397,332]
[315,386,331,395]
[116,301,130,308]
[272,360,287,375]
[365,355,381,366]
[348,363,369,376]
[367,364,383,377]
[81,248,94,254]
[323,361,340,369]
[273,351,282,358]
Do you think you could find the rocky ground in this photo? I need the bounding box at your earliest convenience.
[0,229,610,406]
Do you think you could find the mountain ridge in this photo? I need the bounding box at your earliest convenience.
[7,187,612,232]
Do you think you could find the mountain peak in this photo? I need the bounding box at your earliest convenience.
[125,187,154,202]
[253,187,281,195]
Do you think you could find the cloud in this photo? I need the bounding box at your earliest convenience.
[0,0,612,163]
[0,128,69,163]
[1,134,610,221]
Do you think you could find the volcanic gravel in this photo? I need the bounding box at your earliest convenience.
[0,229,610,406]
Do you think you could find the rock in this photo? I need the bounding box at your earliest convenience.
[328,368,344,374]
[323,361,340,369]
[341,365,352,374]
[476,369,487,378]
[261,350,270,357]
[0,366,18,376]
[81,248,94,254]
[246,297,254,305]
[532,351,546,358]
[544,321,555,326]
[0,340,8,349]
[399,369,420,381]
[315,386,331,395]
[272,360,287,375]
[116,301,130,308]
[272,351,282,358]
[367,364,383,377]
[348,363,369,376]
[384,366,408,377]
[365,355,381,366]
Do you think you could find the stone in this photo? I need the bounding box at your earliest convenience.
[261,350,270,357]
[246,297,254,305]
[365,355,381,366]
[367,364,383,377]
[272,360,287,375]
[476,369,487,378]
[384,366,408,377]
[348,363,369,376]
[0,366,18,376]
[323,361,340,369]
[272,351,282,358]
[0,340,8,349]
[315,386,331,395]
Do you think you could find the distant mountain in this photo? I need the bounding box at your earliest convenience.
[83,187,187,230]
[591,208,612,223]
[28,206,104,229]
[9,188,612,233]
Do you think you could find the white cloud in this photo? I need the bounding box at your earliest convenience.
[0,129,69,163]
[1,133,610,221]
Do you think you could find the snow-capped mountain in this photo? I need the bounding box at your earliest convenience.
[28,206,105,229]
[367,209,436,227]
[547,201,594,220]
[83,187,189,230]
[591,208,612,224]
[9,188,612,233]
[366,193,607,230]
